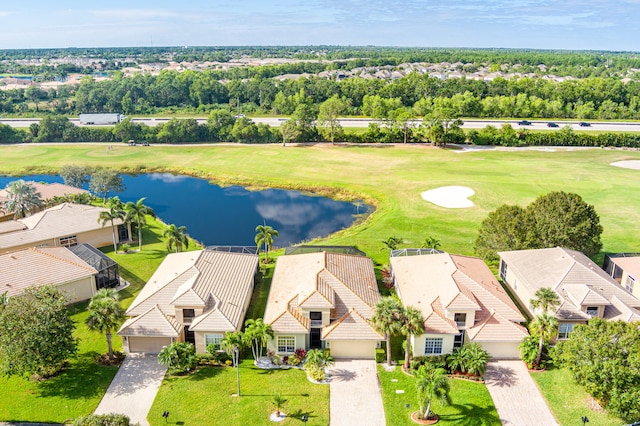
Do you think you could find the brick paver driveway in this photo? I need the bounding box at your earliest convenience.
[484,360,559,426]
[328,359,385,426]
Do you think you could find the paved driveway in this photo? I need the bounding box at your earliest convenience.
[484,360,558,426]
[327,359,385,426]
[94,354,167,426]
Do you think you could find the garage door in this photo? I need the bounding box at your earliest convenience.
[330,340,377,359]
[128,337,172,354]
[479,342,520,359]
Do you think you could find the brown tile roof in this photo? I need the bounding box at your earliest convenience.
[270,306,311,334]
[118,305,181,337]
[0,203,122,251]
[499,247,640,320]
[0,181,88,217]
[0,246,96,298]
[321,308,382,340]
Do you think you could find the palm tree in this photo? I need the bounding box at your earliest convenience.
[415,364,451,420]
[304,348,335,369]
[254,224,279,263]
[271,392,288,417]
[447,348,466,374]
[400,306,425,370]
[530,288,560,314]
[86,288,125,360]
[98,202,126,253]
[372,296,403,366]
[461,343,490,377]
[243,318,274,360]
[125,197,156,251]
[163,224,189,253]
[221,331,244,365]
[2,180,43,219]
[529,313,559,366]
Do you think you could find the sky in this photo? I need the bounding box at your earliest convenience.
[0,0,639,51]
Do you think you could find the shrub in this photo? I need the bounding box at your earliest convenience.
[225,359,233,367]
[289,356,302,366]
[282,356,289,365]
[306,364,326,382]
[157,342,196,374]
[375,348,386,363]
[294,348,307,360]
[411,355,448,372]
[72,413,131,426]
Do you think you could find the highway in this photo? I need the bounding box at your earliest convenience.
[2,117,640,132]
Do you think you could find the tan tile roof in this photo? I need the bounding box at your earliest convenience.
[0,221,26,235]
[391,253,525,336]
[499,247,640,320]
[0,246,96,298]
[321,308,382,340]
[189,307,235,332]
[605,296,640,322]
[467,310,529,342]
[118,305,181,337]
[609,256,640,280]
[270,306,311,334]
[264,252,380,331]
[126,250,258,333]
[0,203,122,251]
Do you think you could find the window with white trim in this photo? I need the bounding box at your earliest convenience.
[424,338,443,355]
[625,275,635,293]
[585,306,599,317]
[59,235,78,247]
[205,333,223,350]
[558,323,575,339]
[277,336,295,353]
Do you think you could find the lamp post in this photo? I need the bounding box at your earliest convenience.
[234,346,240,397]
[581,416,589,425]
[162,411,169,423]
[301,414,308,425]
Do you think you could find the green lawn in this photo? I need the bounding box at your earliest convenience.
[530,366,625,426]
[148,360,329,426]
[378,365,500,425]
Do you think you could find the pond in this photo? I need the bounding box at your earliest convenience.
[0,173,372,248]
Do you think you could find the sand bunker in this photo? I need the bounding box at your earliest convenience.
[421,186,475,208]
[611,160,640,170]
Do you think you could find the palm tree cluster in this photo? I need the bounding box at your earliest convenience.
[415,364,451,420]
[97,196,156,253]
[2,180,43,219]
[446,343,490,377]
[163,224,189,253]
[255,224,279,263]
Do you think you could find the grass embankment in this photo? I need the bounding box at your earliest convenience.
[148,360,329,426]
[530,366,624,426]
[2,143,640,268]
[378,365,500,425]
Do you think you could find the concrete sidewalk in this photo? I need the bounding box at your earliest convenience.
[94,354,167,426]
[327,359,385,426]
[484,360,559,426]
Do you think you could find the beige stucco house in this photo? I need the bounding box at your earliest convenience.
[0,246,98,303]
[263,251,382,359]
[0,181,90,222]
[603,254,640,299]
[499,247,640,340]
[118,249,259,354]
[0,203,130,254]
[391,252,528,359]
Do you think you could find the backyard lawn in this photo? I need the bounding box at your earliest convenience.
[148,360,330,425]
[378,365,501,426]
[530,366,625,426]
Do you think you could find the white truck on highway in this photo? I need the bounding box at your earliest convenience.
[79,113,126,125]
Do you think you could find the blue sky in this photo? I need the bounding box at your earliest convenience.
[0,0,639,51]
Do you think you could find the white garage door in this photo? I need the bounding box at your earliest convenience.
[128,337,172,354]
[479,342,520,359]
[330,340,377,359]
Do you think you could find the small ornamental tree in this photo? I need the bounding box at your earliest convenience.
[243,318,274,360]
[0,285,78,379]
[157,342,196,374]
[415,364,451,420]
[86,288,126,361]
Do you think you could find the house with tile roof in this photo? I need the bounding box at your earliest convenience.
[263,252,382,359]
[391,252,528,359]
[603,253,640,299]
[0,181,89,221]
[0,203,130,254]
[0,246,98,303]
[118,249,259,354]
[499,247,640,340]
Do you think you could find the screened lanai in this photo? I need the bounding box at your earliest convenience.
[69,243,120,289]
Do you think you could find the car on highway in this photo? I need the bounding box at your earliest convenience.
[518,120,532,126]
[547,122,559,128]
[578,122,591,127]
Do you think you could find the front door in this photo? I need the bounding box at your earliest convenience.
[310,328,321,349]
[184,326,195,345]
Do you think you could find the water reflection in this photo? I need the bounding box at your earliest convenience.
[0,173,370,248]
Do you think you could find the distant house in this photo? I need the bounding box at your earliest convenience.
[391,252,528,359]
[0,203,130,254]
[499,247,640,340]
[0,181,89,221]
[263,252,382,359]
[0,246,98,304]
[603,253,640,299]
[118,249,259,354]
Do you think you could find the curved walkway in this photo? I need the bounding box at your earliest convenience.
[484,360,558,426]
[327,359,385,426]
[94,354,167,426]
